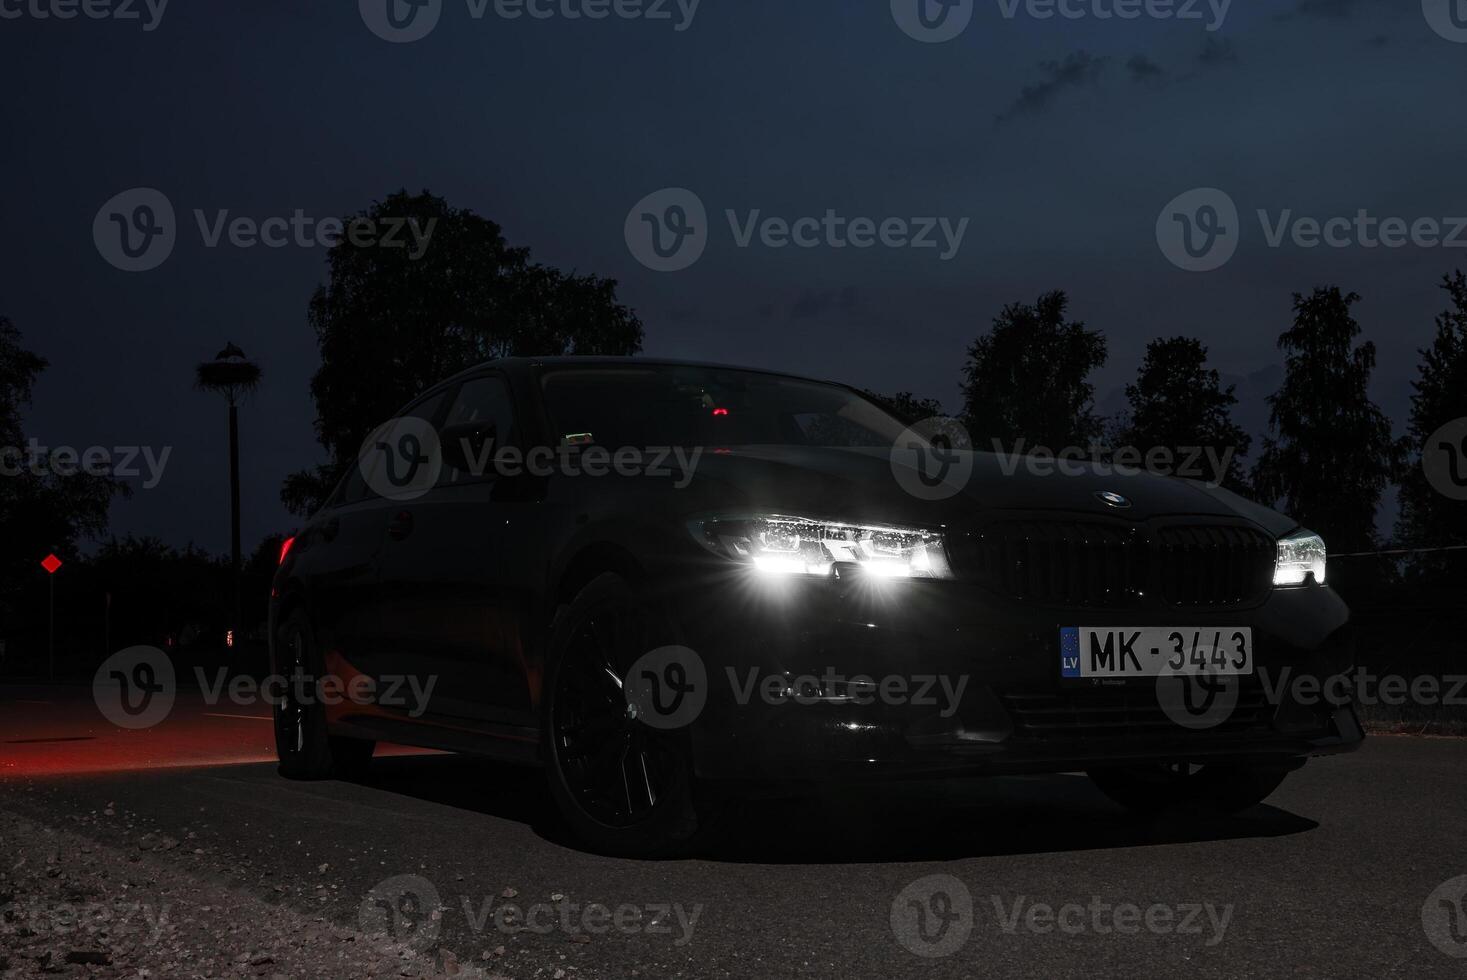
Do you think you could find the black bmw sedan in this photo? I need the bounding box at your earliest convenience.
[269,357,1361,856]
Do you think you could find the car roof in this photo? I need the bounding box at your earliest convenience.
[438,356,844,389]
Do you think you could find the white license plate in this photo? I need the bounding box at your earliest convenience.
[1060,627,1253,679]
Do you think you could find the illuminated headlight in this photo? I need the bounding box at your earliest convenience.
[690,516,953,580]
[1274,529,1326,586]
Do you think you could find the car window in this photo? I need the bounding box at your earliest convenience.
[442,376,516,483]
[540,366,908,449]
[343,389,451,502]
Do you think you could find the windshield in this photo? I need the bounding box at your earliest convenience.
[540,365,909,448]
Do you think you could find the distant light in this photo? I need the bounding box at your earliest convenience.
[278,535,296,566]
[712,408,729,416]
[225,630,235,649]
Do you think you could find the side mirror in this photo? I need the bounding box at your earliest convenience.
[440,421,497,477]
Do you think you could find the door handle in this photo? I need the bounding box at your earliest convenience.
[387,510,414,541]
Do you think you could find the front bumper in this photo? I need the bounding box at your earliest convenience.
[669,570,1363,781]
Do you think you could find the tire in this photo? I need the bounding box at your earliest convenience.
[1088,763,1293,815]
[272,607,376,780]
[542,572,717,857]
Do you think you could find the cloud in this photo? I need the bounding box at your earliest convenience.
[997,51,1108,123]
[1126,54,1164,83]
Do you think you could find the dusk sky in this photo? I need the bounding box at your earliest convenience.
[3,0,1464,553]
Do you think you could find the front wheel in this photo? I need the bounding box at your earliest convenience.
[272,608,376,780]
[1088,762,1293,815]
[542,573,718,857]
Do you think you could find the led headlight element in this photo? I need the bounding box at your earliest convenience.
[1274,529,1326,586]
[691,516,953,580]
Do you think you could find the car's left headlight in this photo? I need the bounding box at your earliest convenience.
[1274,529,1326,586]
[690,515,953,579]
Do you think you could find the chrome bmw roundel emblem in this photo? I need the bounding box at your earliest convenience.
[1095,490,1131,509]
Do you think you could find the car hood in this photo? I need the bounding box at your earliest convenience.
[681,445,1295,536]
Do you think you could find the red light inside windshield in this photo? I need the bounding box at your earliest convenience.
[278,535,296,565]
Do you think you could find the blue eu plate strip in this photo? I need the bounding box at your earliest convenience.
[1060,626,1081,678]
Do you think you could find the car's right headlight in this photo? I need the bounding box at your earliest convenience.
[1274,529,1326,586]
[689,515,953,579]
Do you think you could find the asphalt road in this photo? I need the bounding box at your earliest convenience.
[2,685,1464,978]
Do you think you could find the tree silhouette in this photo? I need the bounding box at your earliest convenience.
[195,343,261,635]
[1113,336,1251,490]
[961,290,1107,450]
[282,190,644,515]
[1396,271,1467,578]
[0,317,125,624]
[1251,287,1404,552]
[864,390,945,424]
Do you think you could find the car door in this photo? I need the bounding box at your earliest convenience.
[302,463,390,683]
[374,373,537,727]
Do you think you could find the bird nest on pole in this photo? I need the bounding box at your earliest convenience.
[195,343,262,405]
